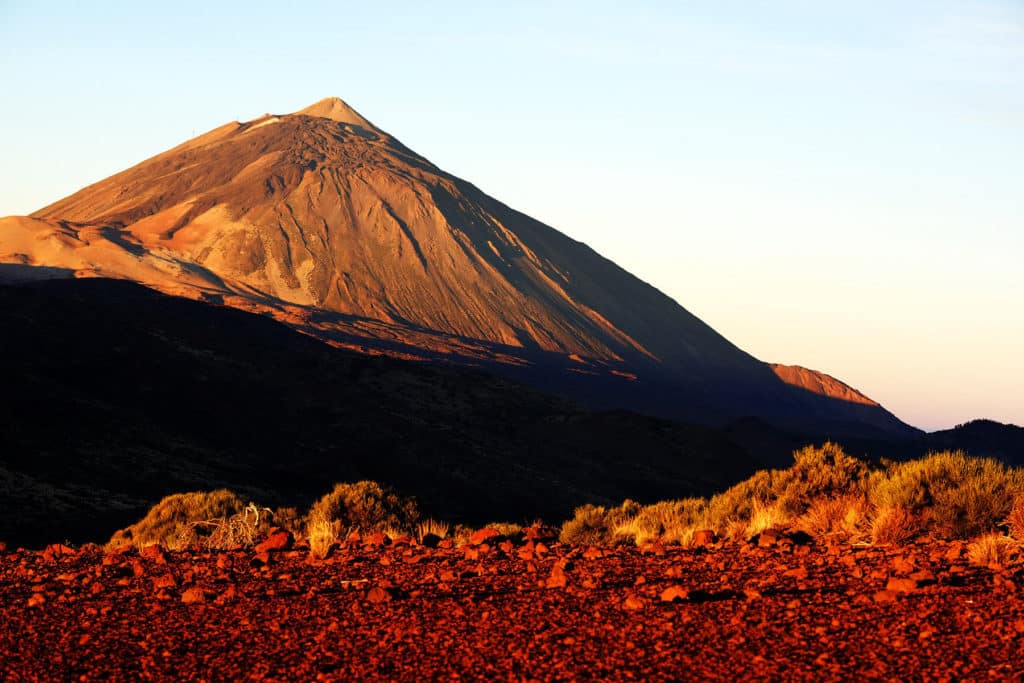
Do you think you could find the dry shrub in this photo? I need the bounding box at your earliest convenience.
[559,501,640,546]
[416,518,451,542]
[107,490,247,551]
[706,470,775,534]
[796,494,869,542]
[308,481,419,535]
[306,511,339,559]
[486,522,523,538]
[967,533,1018,568]
[723,519,749,542]
[869,451,1024,539]
[194,504,273,550]
[744,499,789,540]
[270,507,305,538]
[870,505,921,545]
[1007,495,1024,541]
[776,443,869,514]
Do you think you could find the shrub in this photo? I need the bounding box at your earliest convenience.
[777,443,869,514]
[796,494,869,542]
[416,518,451,542]
[615,498,707,546]
[744,499,790,540]
[869,452,1024,539]
[701,443,868,536]
[307,511,339,559]
[306,481,419,537]
[196,503,273,550]
[270,507,305,538]
[557,447,1023,548]
[967,533,1018,568]
[1008,495,1024,541]
[485,522,523,538]
[705,469,775,532]
[107,490,247,551]
[559,500,640,545]
[869,505,922,545]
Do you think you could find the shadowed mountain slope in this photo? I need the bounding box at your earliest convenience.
[0,275,760,547]
[0,97,915,437]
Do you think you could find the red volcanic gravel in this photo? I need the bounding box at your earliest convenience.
[2,532,1023,681]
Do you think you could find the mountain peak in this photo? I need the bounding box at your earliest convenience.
[294,96,375,129]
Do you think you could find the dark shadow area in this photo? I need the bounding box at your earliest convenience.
[0,278,760,548]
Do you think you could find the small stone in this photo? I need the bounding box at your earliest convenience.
[622,595,646,610]
[660,585,690,603]
[891,556,916,574]
[216,585,238,603]
[180,587,207,604]
[251,551,272,566]
[757,529,782,548]
[363,532,389,547]
[886,577,919,593]
[41,544,76,563]
[784,566,809,580]
[545,564,568,589]
[640,541,666,556]
[153,574,177,590]
[366,586,392,604]
[909,570,936,584]
[692,530,716,547]
[873,590,898,603]
[255,529,293,554]
[139,545,168,564]
[0,541,7,553]
[27,593,46,607]
[469,528,501,546]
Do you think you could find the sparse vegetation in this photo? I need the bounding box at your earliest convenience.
[107,490,249,551]
[106,447,1024,555]
[967,532,1018,568]
[306,481,419,537]
[416,518,451,543]
[559,445,1024,547]
[1008,494,1024,541]
[306,511,339,559]
[869,505,921,546]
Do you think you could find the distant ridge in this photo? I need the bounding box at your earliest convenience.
[769,364,879,407]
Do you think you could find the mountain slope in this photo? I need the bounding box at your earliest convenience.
[0,274,761,547]
[0,97,916,436]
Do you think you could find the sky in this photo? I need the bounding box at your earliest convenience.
[1,1,1021,430]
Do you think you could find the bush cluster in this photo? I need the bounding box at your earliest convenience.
[107,481,421,554]
[560,445,1024,548]
[109,446,1024,555]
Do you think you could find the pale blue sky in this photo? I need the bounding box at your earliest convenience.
[2,1,1021,429]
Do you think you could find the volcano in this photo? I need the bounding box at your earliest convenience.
[0,97,915,437]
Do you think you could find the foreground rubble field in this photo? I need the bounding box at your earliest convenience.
[2,531,1023,682]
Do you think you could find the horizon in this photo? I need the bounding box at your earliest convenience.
[1,2,1021,430]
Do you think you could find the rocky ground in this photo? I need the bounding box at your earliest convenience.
[2,530,1023,682]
